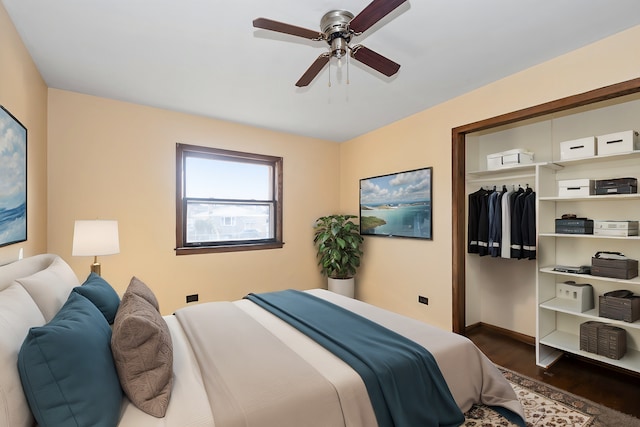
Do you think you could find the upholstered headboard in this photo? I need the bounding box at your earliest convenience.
[0,254,59,291]
[0,254,81,427]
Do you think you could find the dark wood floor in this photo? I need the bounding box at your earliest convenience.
[466,324,640,419]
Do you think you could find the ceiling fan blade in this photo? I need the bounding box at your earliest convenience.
[296,53,331,87]
[349,0,407,33]
[350,45,400,77]
[253,17,322,40]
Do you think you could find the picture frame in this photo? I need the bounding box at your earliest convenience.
[359,167,432,240]
[0,105,27,247]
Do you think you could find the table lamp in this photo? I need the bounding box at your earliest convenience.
[72,220,120,276]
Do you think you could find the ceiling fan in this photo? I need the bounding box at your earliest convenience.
[253,0,407,87]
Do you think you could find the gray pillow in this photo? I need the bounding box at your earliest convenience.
[111,281,172,417]
[126,276,160,311]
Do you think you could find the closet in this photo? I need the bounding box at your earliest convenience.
[451,77,640,373]
[464,122,547,340]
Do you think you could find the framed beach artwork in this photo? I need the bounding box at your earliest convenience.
[359,167,432,240]
[0,106,27,247]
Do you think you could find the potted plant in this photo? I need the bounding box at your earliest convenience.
[313,214,364,297]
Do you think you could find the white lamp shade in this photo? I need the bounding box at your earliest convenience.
[72,220,120,256]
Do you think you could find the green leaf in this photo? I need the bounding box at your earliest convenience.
[312,214,364,278]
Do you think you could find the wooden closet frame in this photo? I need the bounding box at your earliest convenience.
[451,76,640,334]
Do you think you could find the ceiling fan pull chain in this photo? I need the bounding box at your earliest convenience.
[328,58,332,87]
[345,55,350,103]
[346,52,350,85]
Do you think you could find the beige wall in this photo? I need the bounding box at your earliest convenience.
[340,25,640,331]
[0,3,48,265]
[47,90,340,314]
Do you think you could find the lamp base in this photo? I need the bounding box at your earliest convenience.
[91,262,101,276]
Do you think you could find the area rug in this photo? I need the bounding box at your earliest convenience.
[463,366,640,426]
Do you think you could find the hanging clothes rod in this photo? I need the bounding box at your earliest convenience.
[476,183,533,191]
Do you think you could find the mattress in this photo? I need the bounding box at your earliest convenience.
[118,289,524,427]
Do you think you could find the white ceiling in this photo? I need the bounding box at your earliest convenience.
[4,0,640,142]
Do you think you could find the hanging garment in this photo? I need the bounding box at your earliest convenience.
[510,189,527,259]
[488,189,505,257]
[500,188,515,259]
[467,188,487,254]
[477,190,491,256]
[521,190,536,260]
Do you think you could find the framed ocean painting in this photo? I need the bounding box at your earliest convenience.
[0,106,27,247]
[360,167,432,240]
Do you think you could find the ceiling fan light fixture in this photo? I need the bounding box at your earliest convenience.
[331,37,348,59]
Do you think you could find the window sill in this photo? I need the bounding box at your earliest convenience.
[175,241,284,255]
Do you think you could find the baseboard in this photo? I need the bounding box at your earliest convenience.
[466,322,535,346]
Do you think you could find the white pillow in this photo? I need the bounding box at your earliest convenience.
[0,283,46,427]
[16,257,80,322]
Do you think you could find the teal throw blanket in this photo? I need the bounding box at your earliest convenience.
[245,290,464,427]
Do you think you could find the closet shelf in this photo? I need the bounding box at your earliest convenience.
[466,161,559,179]
[548,150,640,167]
[539,194,640,202]
[466,164,536,178]
[540,298,640,330]
[538,233,640,240]
[466,173,534,185]
[539,266,640,285]
[540,330,640,372]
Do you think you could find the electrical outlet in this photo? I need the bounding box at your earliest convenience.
[186,294,199,303]
[418,295,429,305]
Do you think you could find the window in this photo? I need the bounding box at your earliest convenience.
[176,144,283,254]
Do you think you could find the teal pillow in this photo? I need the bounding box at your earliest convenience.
[73,272,120,324]
[18,292,122,427]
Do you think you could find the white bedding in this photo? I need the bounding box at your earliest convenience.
[123,289,524,427]
[117,315,215,427]
[0,254,524,427]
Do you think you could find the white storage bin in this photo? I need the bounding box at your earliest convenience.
[556,282,594,313]
[560,136,596,160]
[596,130,639,155]
[486,148,534,170]
[486,153,502,170]
[558,179,594,197]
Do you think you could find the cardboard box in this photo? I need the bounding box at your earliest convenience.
[558,179,594,197]
[486,149,534,170]
[579,321,627,359]
[486,153,502,170]
[580,321,602,353]
[560,136,596,160]
[591,256,639,280]
[599,294,640,322]
[596,130,639,155]
[597,324,627,359]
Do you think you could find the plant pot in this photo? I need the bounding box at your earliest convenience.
[327,277,355,298]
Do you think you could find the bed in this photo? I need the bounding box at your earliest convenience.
[0,254,524,427]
